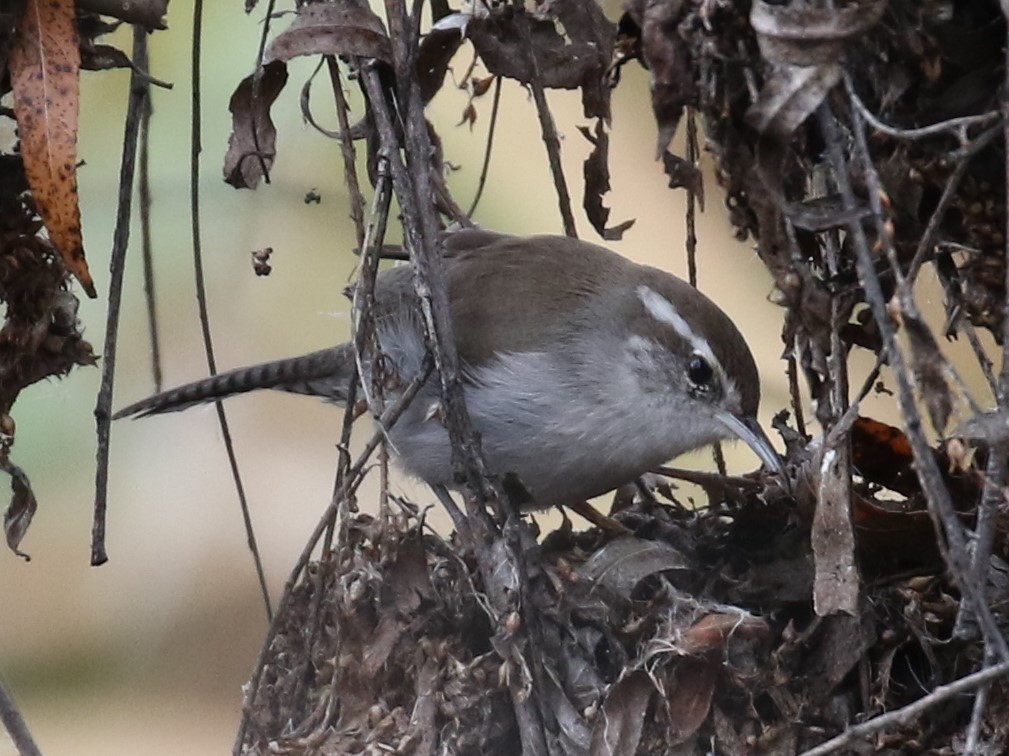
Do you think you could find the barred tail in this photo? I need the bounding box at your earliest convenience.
[113,345,355,419]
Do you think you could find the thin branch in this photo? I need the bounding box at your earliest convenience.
[0,679,40,756]
[138,86,162,392]
[512,2,577,238]
[846,81,1000,144]
[831,99,1009,661]
[190,0,272,621]
[91,26,149,566]
[798,659,1009,756]
[467,75,502,219]
[326,56,367,250]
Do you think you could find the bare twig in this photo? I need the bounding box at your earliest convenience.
[92,26,149,566]
[326,56,367,250]
[467,75,502,219]
[832,98,1009,661]
[799,659,1009,756]
[511,2,577,238]
[138,87,162,392]
[189,0,272,620]
[0,679,40,756]
[846,81,1000,144]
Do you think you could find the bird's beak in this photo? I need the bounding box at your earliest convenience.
[715,412,786,478]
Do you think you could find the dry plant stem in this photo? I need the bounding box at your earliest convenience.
[91,26,149,566]
[963,322,998,396]
[233,365,431,754]
[0,679,40,756]
[905,124,1002,283]
[247,0,279,184]
[325,56,366,250]
[787,354,807,437]
[189,0,272,621]
[685,108,699,287]
[799,658,1009,756]
[467,75,502,218]
[512,2,577,238]
[812,195,858,616]
[846,82,1000,143]
[370,2,553,748]
[965,647,997,753]
[828,102,1009,662]
[138,91,162,392]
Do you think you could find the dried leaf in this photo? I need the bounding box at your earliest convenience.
[676,612,770,656]
[10,0,95,297]
[747,0,887,137]
[579,535,688,597]
[417,27,465,103]
[812,445,859,617]
[661,151,704,209]
[2,458,37,561]
[589,671,652,756]
[467,0,614,119]
[263,1,390,65]
[623,0,695,155]
[750,0,887,67]
[580,121,635,241]
[745,63,843,138]
[224,61,289,190]
[664,658,718,744]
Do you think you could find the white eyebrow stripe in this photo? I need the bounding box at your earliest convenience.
[636,285,722,368]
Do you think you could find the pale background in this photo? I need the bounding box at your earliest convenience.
[0,2,929,753]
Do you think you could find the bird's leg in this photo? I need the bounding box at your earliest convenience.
[563,500,631,534]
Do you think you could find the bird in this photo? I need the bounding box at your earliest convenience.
[115,230,782,511]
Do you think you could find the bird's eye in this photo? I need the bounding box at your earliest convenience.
[687,355,713,386]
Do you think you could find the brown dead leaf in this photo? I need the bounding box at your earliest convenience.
[224,61,289,190]
[589,671,652,756]
[623,0,696,155]
[665,657,718,744]
[812,443,859,617]
[10,0,95,298]
[580,121,635,241]
[2,458,37,561]
[263,1,390,65]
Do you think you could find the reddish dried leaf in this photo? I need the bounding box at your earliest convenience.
[677,612,771,655]
[224,61,289,190]
[589,671,652,756]
[10,0,95,298]
[853,493,942,577]
[665,658,718,744]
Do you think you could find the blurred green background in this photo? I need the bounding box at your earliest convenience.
[0,2,811,753]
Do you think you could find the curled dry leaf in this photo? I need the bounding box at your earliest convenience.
[580,121,635,241]
[578,535,688,598]
[10,0,95,298]
[2,458,37,561]
[224,61,289,190]
[746,0,887,138]
[622,0,696,155]
[262,0,390,65]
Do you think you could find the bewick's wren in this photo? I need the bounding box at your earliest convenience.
[116,230,782,508]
